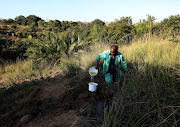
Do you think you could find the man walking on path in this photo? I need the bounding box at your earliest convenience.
[95,45,128,84]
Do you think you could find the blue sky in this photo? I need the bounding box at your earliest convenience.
[0,0,179,23]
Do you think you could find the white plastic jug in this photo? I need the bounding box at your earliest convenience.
[89,66,98,76]
[88,82,98,92]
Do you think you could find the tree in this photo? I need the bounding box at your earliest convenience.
[15,15,26,25]
[7,19,14,24]
[0,19,14,24]
[91,19,105,26]
[135,19,148,36]
[159,15,180,36]
[26,15,41,26]
[116,16,132,25]
[163,15,180,27]
[89,23,104,42]
[107,17,133,44]
[25,32,67,62]
[146,15,156,24]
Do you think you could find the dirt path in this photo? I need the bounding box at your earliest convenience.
[25,110,79,127]
[1,68,107,127]
[15,69,80,127]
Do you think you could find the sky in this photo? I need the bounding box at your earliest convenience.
[0,0,179,23]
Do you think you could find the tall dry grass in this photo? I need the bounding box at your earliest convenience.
[100,36,180,127]
[121,36,180,67]
[0,59,58,86]
[0,59,34,85]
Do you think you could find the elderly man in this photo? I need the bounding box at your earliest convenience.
[96,45,128,84]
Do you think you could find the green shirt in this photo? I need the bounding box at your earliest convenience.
[96,50,127,75]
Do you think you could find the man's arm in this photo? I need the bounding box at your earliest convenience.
[95,50,109,69]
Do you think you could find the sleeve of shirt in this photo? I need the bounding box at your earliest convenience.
[121,54,128,71]
[96,50,109,61]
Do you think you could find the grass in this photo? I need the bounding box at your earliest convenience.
[0,59,61,86]
[121,36,180,67]
[100,36,180,127]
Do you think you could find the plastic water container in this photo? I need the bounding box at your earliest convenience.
[88,82,98,92]
[89,66,98,76]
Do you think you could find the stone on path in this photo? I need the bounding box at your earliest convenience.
[19,114,32,124]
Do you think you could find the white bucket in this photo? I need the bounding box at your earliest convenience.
[88,82,98,92]
[89,66,98,76]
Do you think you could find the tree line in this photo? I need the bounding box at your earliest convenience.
[0,14,179,63]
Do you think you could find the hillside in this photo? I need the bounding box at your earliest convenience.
[0,36,179,126]
[0,14,180,126]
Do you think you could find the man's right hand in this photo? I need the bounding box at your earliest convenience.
[95,64,98,69]
[95,61,99,69]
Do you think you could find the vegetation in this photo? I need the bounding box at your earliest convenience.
[0,14,179,126]
[101,36,180,127]
[0,14,179,61]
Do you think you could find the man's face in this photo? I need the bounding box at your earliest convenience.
[110,46,117,56]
